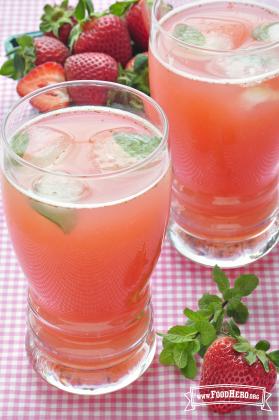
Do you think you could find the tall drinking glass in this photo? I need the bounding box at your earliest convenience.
[150,0,279,268]
[1,81,171,394]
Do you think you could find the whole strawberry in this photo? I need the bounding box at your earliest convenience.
[64,52,118,105]
[0,35,69,80]
[40,0,76,45]
[126,0,151,51]
[200,336,277,414]
[73,15,132,66]
[34,36,69,66]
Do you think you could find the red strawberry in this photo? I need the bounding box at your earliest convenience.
[126,0,151,51]
[34,36,69,66]
[64,52,118,105]
[17,62,69,112]
[73,15,132,66]
[200,336,277,414]
[40,0,75,45]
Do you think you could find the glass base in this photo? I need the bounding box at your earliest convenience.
[169,215,279,268]
[26,327,156,395]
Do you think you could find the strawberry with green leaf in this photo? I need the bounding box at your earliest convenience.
[40,0,76,45]
[0,35,69,80]
[118,52,150,95]
[159,266,279,413]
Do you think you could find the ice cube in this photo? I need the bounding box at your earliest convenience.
[212,55,266,78]
[89,127,140,172]
[242,86,279,108]
[33,174,89,202]
[205,32,234,50]
[24,125,73,168]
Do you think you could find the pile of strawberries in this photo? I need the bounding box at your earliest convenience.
[0,0,151,111]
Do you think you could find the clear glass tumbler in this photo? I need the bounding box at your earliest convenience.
[150,0,279,268]
[1,81,171,395]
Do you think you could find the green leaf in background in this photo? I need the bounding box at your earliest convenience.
[227,299,249,324]
[255,340,270,351]
[168,325,197,336]
[159,348,174,365]
[195,320,216,346]
[234,274,259,297]
[109,0,137,16]
[10,131,29,157]
[257,350,270,373]
[212,265,230,294]
[184,308,205,322]
[188,339,200,354]
[114,132,161,158]
[173,346,189,369]
[223,288,241,301]
[181,354,197,379]
[30,200,77,234]
[198,294,223,309]
[173,23,206,46]
[0,59,17,79]
[163,333,196,344]
[267,350,279,368]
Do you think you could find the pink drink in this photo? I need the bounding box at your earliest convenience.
[150,0,279,267]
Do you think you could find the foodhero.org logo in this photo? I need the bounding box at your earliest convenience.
[185,384,272,412]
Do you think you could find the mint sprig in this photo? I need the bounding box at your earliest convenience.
[158,266,260,379]
[173,23,206,46]
[114,132,161,158]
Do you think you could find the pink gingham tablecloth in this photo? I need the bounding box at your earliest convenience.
[0,1,279,418]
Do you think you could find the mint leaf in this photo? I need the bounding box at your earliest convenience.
[212,308,224,334]
[255,340,270,351]
[227,299,249,324]
[30,200,77,234]
[212,265,230,294]
[198,294,223,309]
[173,346,188,368]
[223,288,241,301]
[195,320,216,346]
[188,339,200,354]
[114,133,161,158]
[181,354,197,379]
[253,22,279,42]
[109,0,137,16]
[0,59,16,79]
[168,325,197,336]
[184,308,205,322]
[159,348,174,365]
[267,350,279,368]
[173,23,206,46]
[234,274,259,297]
[163,333,196,344]
[11,131,29,157]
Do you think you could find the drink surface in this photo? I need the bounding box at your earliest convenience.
[2,107,171,366]
[150,0,279,241]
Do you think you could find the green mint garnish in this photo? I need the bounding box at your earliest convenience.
[30,199,77,233]
[114,132,161,158]
[173,23,206,46]
[157,265,264,379]
[253,22,279,42]
[10,131,29,157]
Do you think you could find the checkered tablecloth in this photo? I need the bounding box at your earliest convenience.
[0,1,279,418]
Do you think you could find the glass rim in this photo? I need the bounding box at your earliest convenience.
[1,80,169,180]
[152,0,279,55]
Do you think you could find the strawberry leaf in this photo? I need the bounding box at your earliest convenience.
[234,274,259,297]
[267,350,279,368]
[245,351,257,365]
[256,350,270,373]
[233,341,251,353]
[255,340,270,351]
[109,0,137,16]
[212,265,230,294]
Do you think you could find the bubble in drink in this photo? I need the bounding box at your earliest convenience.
[242,86,279,108]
